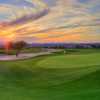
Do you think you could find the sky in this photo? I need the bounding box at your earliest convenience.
[0,0,100,43]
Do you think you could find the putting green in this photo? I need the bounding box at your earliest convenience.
[37,53,100,68]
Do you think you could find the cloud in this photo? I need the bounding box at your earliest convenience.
[8,8,49,25]
[0,0,100,43]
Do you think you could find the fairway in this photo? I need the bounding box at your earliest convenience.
[0,49,100,100]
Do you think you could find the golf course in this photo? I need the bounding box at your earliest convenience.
[0,49,100,100]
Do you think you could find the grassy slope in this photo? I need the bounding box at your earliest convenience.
[0,49,100,100]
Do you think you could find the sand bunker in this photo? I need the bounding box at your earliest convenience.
[0,52,51,61]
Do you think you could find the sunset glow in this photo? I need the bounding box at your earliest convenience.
[0,0,100,43]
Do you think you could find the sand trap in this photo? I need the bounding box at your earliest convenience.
[0,49,62,61]
[0,52,52,61]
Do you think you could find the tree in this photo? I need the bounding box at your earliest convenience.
[13,41,27,57]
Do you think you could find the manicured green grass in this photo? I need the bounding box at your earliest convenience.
[0,49,100,100]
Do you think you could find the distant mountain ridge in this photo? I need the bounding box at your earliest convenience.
[0,42,100,48]
[28,43,100,48]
